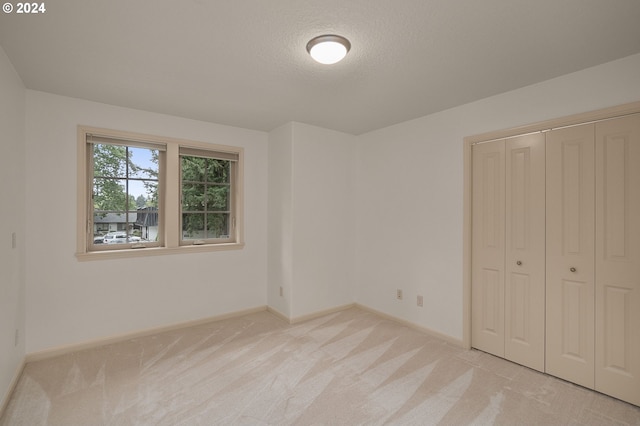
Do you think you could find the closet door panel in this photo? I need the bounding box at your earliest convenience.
[546,124,595,388]
[472,140,505,357]
[595,114,640,406]
[504,133,545,371]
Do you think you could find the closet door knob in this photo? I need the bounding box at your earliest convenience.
[570,267,577,273]
[516,261,522,266]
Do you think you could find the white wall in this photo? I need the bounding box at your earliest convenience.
[355,53,640,341]
[267,123,356,320]
[25,91,269,353]
[0,47,26,407]
[267,123,293,317]
[290,123,356,318]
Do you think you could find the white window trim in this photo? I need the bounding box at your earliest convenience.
[76,126,245,261]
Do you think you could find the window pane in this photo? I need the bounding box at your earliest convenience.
[135,207,159,242]
[182,156,206,182]
[128,180,159,210]
[93,178,128,211]
[93,212,136,244]
[182,213,205,240]
[93,144,127,178]
[207,213,230,238]
[206,159,230,183]
[182,183,205,211]
[182,213,230,240]
[206,185,230,211]
[128,147,159,179]
[93,211,141,243]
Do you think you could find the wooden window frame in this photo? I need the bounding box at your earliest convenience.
[76,126,244,261]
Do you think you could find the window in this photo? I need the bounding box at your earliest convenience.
[180,148,238,245]
[77,127,244,260]
[88,137,164,251]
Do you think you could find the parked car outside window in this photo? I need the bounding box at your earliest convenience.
[95,232,143,244]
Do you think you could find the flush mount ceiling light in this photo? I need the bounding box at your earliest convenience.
[306,34,351,65]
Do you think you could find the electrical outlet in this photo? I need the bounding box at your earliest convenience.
[396,289,403,300]
[14,329,19,347]
[417,295,424,307]
[279,286,283,297]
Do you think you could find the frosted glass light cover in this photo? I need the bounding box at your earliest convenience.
[307,35,351,65]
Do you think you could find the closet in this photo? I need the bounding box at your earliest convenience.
[470,112,640,406]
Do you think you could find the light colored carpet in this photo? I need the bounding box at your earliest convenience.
[1,307,639,425]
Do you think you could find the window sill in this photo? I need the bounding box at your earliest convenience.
[76,242,245,261]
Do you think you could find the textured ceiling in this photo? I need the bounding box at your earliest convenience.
[1,0,640,135]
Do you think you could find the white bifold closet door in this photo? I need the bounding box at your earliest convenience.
[546,114,640,406]
[473,112,639,405]
[471,140,505,358]
[545,123,596,388]
[472,133,545,372]
[594,114,640,406]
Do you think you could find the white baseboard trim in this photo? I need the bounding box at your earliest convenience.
[290,303,357,324]
[266,303,462,348]
[0,358,25,419]
[265,306,289,323]
[266,303,357,324]
[24,303,462,364]
[26,305,268,363]
[355,304,464,348]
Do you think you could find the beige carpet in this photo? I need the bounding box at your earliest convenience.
[1,307,639,425]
